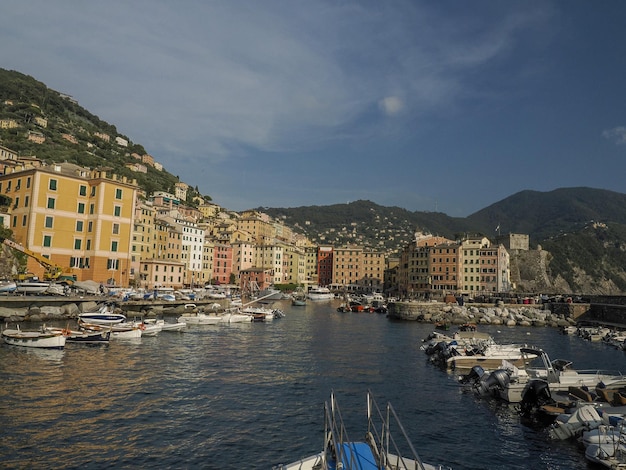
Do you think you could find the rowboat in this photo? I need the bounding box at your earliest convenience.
[46,326,111,344]
[2,325,66,349]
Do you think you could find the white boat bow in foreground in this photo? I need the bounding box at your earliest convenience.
[273,390,451,470]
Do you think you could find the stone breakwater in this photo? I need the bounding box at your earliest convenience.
[0,301,102,323]
[387,301,578,328]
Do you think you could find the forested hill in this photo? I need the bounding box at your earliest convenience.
[0,68,198,200]
[260,189,626,294]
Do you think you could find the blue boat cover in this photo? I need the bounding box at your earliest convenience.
[339,442,380,470]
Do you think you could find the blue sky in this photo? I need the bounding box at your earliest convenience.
[2,1,626,216]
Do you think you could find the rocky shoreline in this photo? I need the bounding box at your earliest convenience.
[387,301,579,328]
[0,299,584,329]
[0,301,178,323]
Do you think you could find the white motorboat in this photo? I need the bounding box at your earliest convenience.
[155,319,187,332]
[307,286,333,301]
[291,287,307,306]
[78,304,126,325]
[15,278,50,294]
[0,280,17,294]
[136,319,162,337]
[273,390,451,470]
[178,309,252,325]
[241,306,276,321]
[221,309,254,323]
[472,347,625,403]
[445,341,537,371]
[178,311,225,325]
[2,325,66,349]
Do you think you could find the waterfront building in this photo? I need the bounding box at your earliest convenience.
[237,212,274,245]
[255,244,284,284]
[283,244,306,285]
[460,237,490,293]
[212,243,233,285]
[179,218,204,287]
[140,258,185,290]
[201,236,214,286]
[0,163,138,285]
[130,199,155,284]
[231,240,256,284]
[317,246,333,286]
[428,241,461,293]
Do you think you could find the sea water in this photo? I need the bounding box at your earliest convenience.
[1,301,623,469]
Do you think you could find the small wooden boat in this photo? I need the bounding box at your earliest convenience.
[2,325,65,349]
[46,326,111,344]
[79,321,142,339]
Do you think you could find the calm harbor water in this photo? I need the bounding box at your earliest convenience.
[1,301,624,470]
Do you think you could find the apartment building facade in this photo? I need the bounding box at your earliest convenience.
[0,163,138,285]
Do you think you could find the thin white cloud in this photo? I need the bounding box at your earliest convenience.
[602,127,626,145]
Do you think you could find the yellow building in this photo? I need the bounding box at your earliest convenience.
[0,163,138,285]
[237,213,274,245]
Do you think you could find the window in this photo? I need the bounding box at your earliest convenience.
[47,198,55,209]
[115,188,122,199]
[86,239,91,250]
[112,223,119,235]
[12,216,16,227]
[88,221,93,232]
[43,235,52,247]
[114,206,121,217]
[107,259,119,270]
[89,204,94,215]
[79,185,87,196]
[26,177,31,189]
[76,221,83,232]
[49,179,57,190]
[77,202,85,214]
[24,195,29,207]
[91,187,96,196]
[111,241,118,252]
[44,216,53,228]
[74,239,82,250]
[22,215,27,226]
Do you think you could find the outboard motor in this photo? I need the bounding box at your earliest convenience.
[424,341,447,356]
[476,369,511,397]
[519,379,553,418]
[459,365,485,385]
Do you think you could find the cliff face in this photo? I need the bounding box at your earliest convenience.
[511,248,624,295]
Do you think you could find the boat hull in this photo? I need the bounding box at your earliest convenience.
[2,329,65,349]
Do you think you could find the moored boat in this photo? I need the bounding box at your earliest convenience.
[79,321,142,339]
[470,347,625,404]
[291,287,307,306]
[78,304,126,325]
[15,278,50,295]
[273,390,451,470]
[2,325,66,349]
[46,326,110,344]
[307,286,333,301]
[0,279,17,294]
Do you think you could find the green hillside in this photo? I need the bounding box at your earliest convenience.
[0,68,190,198]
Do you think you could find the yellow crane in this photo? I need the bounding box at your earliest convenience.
[1,237,76,283]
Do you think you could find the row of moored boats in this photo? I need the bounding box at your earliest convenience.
[422,326,626,469]
[1,302,286,349]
